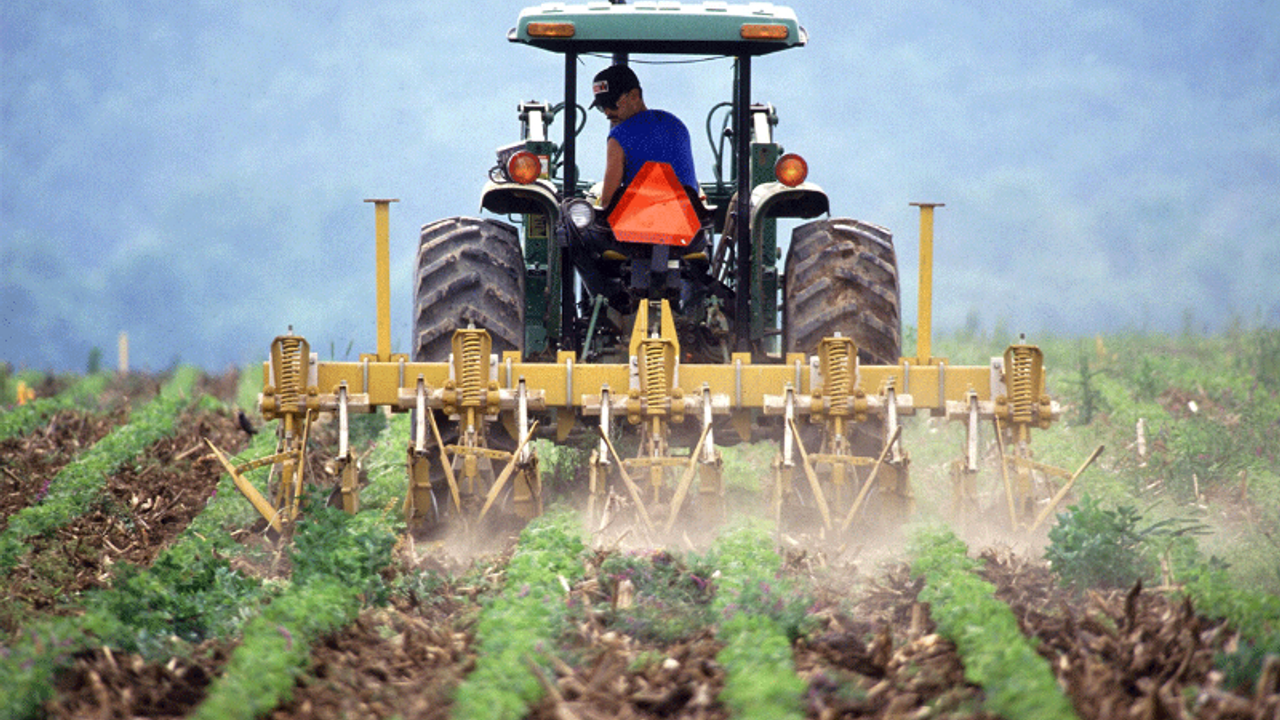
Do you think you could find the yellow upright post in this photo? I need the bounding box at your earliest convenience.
[118,331,129,374]
[365,199,399,362]
[910,202,944,365]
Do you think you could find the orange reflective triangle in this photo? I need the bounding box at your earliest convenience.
[608,162,701,247]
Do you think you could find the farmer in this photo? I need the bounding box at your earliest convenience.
[564,64,703,307]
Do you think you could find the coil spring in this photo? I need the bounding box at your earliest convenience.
[1009,346,1035,424]
[826,340,851,404]
[276,337,305,408]
[459,332,484,407]
[643,340,667,410]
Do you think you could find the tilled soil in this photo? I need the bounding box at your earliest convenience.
[797,561,997,720]
[981,549,1280,719]
[1,371,250,635]
[2,407,248,633]
[46,643,230,720]
[267,602,473,720]
[1,407,128,527]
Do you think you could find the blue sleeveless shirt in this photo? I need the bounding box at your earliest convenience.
[609,109,699,190]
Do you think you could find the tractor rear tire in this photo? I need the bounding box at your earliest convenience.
[782,218,905,533]
[412,217,526,532]
[414,217,524,361]
[783,218,901,364]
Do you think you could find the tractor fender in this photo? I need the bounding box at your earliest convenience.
[480,179,561,220]
[748,181,830,225]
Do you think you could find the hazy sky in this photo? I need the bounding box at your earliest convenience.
[3,0,1278,372]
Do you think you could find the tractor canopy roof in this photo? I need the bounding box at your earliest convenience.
[510,1,806,56]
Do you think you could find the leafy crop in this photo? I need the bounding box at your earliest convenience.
[290,494,401,604]
[1179,563,1280,691]
[704,519,808,720]
[2,400,403,720]
[1044,494,1153,589]
[191,497,400,720]
[912,527,1079,720]
[92,553,263,655]
[191,577,363,720]
[597,549,716,643]
[452,508,587,720]
[0,406,277,718]
[358,412,413,511]
[1,613,101,719]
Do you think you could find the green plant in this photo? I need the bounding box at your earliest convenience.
[235,363,264,413]
[1215,631,1280,693]
[348,412,388,450]
[191,577,363,720]
[191,494,400,720]
[2,411,284,716]
[393,568,451,608]
[290,493,401,605]
[1178,560,1280,693]
[352,412,412,511]
[1250,328,1280,392]
[716,612,807,720]
[452,508,587,720]
[1046,494,1220,590]
[1132,355,1162,402]
[704,520,808,720]
[92,552,263,657]
[0,613,103,719]
[1045,494,1154,589]
[912,528,1079,720]
[533,437,589,494]
[719,442,776,495]
[1063,344,1107,425]
[598,549,716,643]
[0,372,108,441]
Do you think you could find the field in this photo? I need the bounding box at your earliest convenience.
[2,329,1278,719]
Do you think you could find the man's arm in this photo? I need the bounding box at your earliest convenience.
[599,137,626,209]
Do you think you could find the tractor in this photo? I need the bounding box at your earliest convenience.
[212,1,1097,540]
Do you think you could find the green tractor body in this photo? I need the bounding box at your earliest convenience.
[225,1,1076,540]
[430,0,862,369]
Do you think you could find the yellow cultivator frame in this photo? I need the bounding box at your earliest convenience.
[214,201,1098,537]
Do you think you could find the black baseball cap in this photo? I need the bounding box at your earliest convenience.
[590,64,641,109]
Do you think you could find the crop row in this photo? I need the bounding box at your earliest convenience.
[0,367,201,573]
[192,506,400,720]
[910,527,1079,720]
[158,410,408,720]
[704,521,810,720]
[1,408,275,719]
[452,509,588,720]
